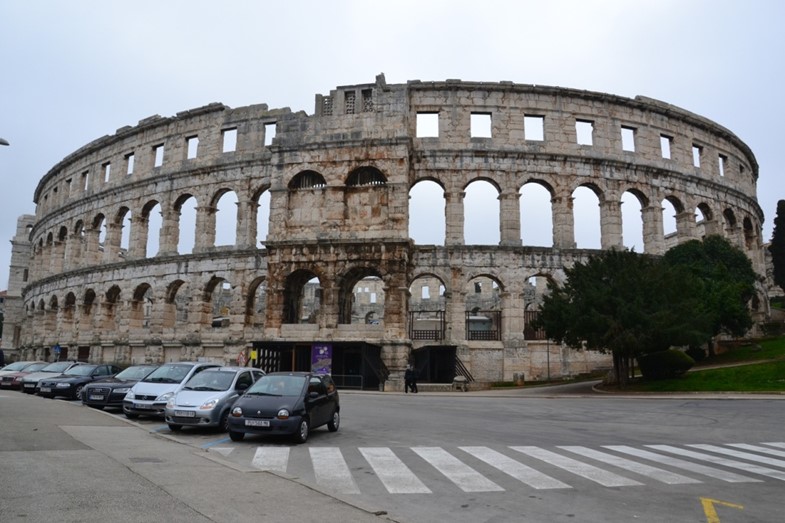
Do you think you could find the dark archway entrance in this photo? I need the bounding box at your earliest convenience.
[412,345,457,383]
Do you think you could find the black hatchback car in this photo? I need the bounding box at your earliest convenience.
[38,364,122,400]
[82,364,159,409]
[228,372,339,444]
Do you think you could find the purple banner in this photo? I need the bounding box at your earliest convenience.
[311,343,332,374]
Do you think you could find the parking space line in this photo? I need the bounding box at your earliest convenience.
[201,437,231,449]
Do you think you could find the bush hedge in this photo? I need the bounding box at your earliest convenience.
[638,349,695,380]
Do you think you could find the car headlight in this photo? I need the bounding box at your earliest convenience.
[115,387,131,394]
[166,398,175,409]
[125,392,135,400]
[276,409,290,420]
[231,406,243,417]
[56,383,71,388]
[157,392,174,402]
[199,399,218,410]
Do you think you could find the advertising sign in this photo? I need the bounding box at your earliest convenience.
[311,343,332,374]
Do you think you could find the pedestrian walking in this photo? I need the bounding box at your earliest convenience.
[404,364,418,393]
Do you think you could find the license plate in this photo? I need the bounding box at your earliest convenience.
[40,387,51,393]
[24,383,35,388]
[245,419,270,427]
[88,395,104,401]
[134,403,152,409]
[174,410,195,417]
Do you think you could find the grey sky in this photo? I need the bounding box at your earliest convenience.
[1,0,783,287]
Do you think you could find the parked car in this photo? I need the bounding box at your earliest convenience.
[165,366,265,432]
[0,362,48,389]
[20,361,83,394]
[123,362,222,419]
[228,372,340,444]
[37,364,122,400]
[0,361,45,379]
[82,364,159,409]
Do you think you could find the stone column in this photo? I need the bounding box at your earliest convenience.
[675,210,697,243]
[500,290,524,344]
[158,208,180,256]
[128,214,149,259]
[600,199,623,250]
[194,205,217,252]
[446,289,466,343]
[499,191,521,246]
[641,205,665,255]
[84,227,102,267]
[103,222,122,264]
[551,195,576,249]
[444,190,465,246]
[237,199,258,249]
[49,239,65,275]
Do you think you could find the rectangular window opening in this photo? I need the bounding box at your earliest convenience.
[621,126,636,152]
[718,154,727,177]
[422,286,430,300]
[186,136,199,159]
[692,145,702,168]
[264,123,276,146]
[222,128,237,153]
[361,89,373,112]
[416,112,439,138]
[125,153,135,175]
[345,91,356,114]
[82,170,89,191]
[103,162,111,183]
[576,120,594,146]
[153,144,164,167]
[322,96,333,116]
[66,178,72,194]
[524,115,544,141]
[471,113,492,138]
[660,135,672,159]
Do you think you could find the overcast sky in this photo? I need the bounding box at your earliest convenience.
[1,0,783,288]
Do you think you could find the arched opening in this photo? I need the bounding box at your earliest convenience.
[119,207,132,255]
[338,269,385,325]
[255,189,271,248]
[175,195,197,254]
[524,274,555,340]
[621,190,645,252]
[519,181,553,247]
[572,185,601,249]
[465,275,502,340]
[408,274,447,340]
[409,179,445,245]
[130,283,153,329]
[464,179,500,245]
[205,276,235,328]
[346,166,386,186]
[164,280,188,328]
[245,277,267,327]
[283,270,321,324]
[214,190,239,247]
[143,200,162,258]
[743,216,756,250]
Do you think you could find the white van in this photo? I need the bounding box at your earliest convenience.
[122,362,221,419]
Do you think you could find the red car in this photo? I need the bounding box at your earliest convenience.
[0,361,48,389]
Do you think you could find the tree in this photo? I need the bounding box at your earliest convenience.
[536,249,709,386]
[770,200,785,294]
[663,235,756,354]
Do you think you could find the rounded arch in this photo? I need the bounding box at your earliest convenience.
[520,180,554,247]
[283,269,322,324]
[213,189,239,247]
[245,276,268,326]
[254,187,271,247]
[621,189,646,252]
[572,184,602,249]
[64,292,76,308]
[83,288,96,311]
[464,178,500,245]
[58,226,68,242]
[288,170,326,190]
[130,283,154,329]
[142,199,162,258]
[346,166,387,186]
[174,193,197,254]
[337,266,385,324]
[48,294,59,310]
[743,216,756,250]
[164,279,189,327]
[105,285,121,304]
[409,178,445,245]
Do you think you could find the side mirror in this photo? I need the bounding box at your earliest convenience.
[308,391,319,399]
[237,383,249,391]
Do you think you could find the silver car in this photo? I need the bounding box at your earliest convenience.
[165,366,265,432]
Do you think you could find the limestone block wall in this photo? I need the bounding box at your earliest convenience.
[5,74,766,384]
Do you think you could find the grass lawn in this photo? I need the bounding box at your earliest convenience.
[622,336,785,393]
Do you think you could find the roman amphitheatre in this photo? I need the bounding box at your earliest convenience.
[2,74,768,390]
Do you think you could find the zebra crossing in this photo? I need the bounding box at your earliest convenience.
[209,441,785,495]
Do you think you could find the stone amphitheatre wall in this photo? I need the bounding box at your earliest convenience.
[3,74,766,388]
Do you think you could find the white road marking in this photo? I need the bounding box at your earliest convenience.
[728,443,785,458]
[310,447,360,494]
[605,445,759,483]
[559,446,701,485]
[359,447,431,494]
[413,446,504,492]
[459,446,571,489]
[251,446,289,473]
[688,444,785,468]
[511,446,642,487]
[647,445,785,481]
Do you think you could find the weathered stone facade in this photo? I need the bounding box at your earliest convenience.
[2,75,766,390]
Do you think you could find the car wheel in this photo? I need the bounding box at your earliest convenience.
[73,385,84,401]
[124,411,139,420]
[327,409,340,432]
[229,430,244,442]
[219,411,230,432]
[293,418,310,444]
[168,424,182,432]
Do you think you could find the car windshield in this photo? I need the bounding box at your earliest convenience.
[2,362,34,371]
[246,375,305,396]
[115,366,156,380]
[41,362,74,373]
[21,363,48,373]
[64,365,96,377]
[183,371,234,391]
[142,364,192,384]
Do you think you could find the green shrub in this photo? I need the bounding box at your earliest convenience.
[685,346,707,362]
[638,349,695,380]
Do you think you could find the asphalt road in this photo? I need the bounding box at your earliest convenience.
[2,386,784,522]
